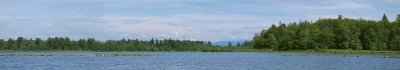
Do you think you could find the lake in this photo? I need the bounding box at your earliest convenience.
[0,52,399,70]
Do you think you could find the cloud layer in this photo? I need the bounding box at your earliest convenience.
[0,0,398,41]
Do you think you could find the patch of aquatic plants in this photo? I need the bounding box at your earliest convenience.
[275,50,400,58]
[201,49,273,52]
[0,54,86,56]
[0,53,153,56]
[93,53,153,56]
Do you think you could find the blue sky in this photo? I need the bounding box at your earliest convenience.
[0,0,399,41]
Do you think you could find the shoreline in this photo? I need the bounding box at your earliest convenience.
[1,49,399,54]
[0,49,399,58]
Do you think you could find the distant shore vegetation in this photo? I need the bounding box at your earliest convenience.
[0,37,252,51]
[253,14,400,51]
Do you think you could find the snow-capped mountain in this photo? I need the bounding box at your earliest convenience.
[161,32,196,40]
[125,32,196,40]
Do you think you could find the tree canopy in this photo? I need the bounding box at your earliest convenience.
[0,37,252,51]
[253,14,400,51]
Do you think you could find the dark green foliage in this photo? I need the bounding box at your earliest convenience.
[389,14,400,51]
[334,21,351,49]
[318,27,334,49]
[7,38,15,50]
[207,41,212,46]
[0,37,223,51]
[267,34,278,50]
[253,14,400,51]
[227,42,232,48]
[253,34,267,49]
[0,39,4,50]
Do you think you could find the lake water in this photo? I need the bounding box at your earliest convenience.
[0,52,399,70]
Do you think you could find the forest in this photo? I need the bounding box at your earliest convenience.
[0,37,252,51]
[253,14,400,51]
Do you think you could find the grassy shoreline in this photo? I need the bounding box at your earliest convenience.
[203,49,400,58]
[202,49,399,54]
[0,49,399,58]
[1,49,399,54]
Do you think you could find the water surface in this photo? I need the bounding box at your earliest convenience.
[0,52,399,70]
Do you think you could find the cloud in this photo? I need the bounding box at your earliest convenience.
[279,0,374,12]
[385,0,400,5]
[0,0,397,41]
[309,1,373,10]
[0,13,271,41]
[94,14,271,41]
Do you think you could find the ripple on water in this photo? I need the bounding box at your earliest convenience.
[0,52,399,70]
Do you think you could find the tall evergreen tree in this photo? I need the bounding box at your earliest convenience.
[16,37,24,48]
[319,27,334,49]
[7,38,15,50]
[267,34,279,50]
[390,14,400,51]
[334,22,352,49]
[253,34,267,49]
[227,42,232,48]
[0,39,5,50]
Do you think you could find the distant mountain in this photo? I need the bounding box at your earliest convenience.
[128,32,196,40]
[212,40,249,46]
[161,32,195,40]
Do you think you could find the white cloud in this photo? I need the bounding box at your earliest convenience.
[0,13,272,41]
[385,0,400,5]
[0,0,397,41]
[280,0,374,12]
[91,14,271,41]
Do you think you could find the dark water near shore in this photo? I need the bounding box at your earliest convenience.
[0,52,399,70]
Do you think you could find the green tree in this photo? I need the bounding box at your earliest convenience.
[390,14,400,51]
[0,39,5,50]
[207,41,212,46]
[253,34,267,49]
[35,38,41,47]
[295,21,313,50]
[19,39,30,50]
[7,38,15,50]
[16,37,24,49]
[227,42,232,48]
[267,34,278,50]
[318,27,334,49]
[376,14,390,50]
[349,27,362,50]
[362,28,379,50]
[334,23,351,49]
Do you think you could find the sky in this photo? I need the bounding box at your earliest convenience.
[0,0,399,42]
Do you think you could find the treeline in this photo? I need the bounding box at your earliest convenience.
[227,41,252,48]
[253,14,400,51]
[0,37,222,51]
[0,37,252,51]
